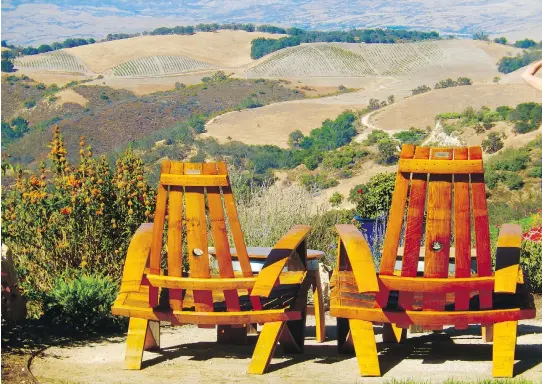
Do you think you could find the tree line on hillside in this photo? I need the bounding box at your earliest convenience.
[498,49,542,74]
[251,29,440,59]
[1,38,95,57]
[410,76,472,95]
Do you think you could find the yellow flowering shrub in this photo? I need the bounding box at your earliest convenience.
[2,126,155,316]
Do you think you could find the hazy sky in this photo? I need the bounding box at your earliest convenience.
[2,0,542,45]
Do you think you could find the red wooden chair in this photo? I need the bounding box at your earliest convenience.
[112,161,312,374]
[330,145,536,377]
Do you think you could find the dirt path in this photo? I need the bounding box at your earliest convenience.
[31,315,542,384]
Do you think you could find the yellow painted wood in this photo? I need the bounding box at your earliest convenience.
[149,161,171,307]
[145,271,306,290]
[112,304,302,325]
[349,319,380,376]
[495,224,522,294]
[184,163,214,313]
[312,270,326,342]
[492,321,517,377]
[496,224,522,247]
[378,274,495,293]
[118,223,154,294]
[251,225,311,297]
[218,162,254,278]
[398,159,484,174]
[335,224,379,293]
[380,145,415,275]
[124,317,148,370]
[495,265,520,294]
[330,305,535,326]
[167,162,184,311]
[160,174,229,187]
[247,321,285,374]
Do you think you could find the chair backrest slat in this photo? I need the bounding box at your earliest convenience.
[167,161,184,310]
[217,162,254,278]
[422,148,453,311]
[184,163,214,312]
[203,163,241,311]
[147,161,263,311]
[382,145,493,311]
[398,146,429,310]
[469,146,493,310]
[149,160,171,307]
[379,144,415,275]
[453,147,472,311]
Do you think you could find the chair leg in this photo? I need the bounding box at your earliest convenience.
[382,323,407,343]
[124,317,149,370]
[280,313,306,353]
[312,270,326,343]
[349,319,381,377]
[492,321,517,378]
[247,321,285,374]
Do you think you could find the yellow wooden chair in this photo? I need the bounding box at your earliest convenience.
[112,161,312,374]
[330,145,536,378]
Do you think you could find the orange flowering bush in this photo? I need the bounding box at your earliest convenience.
[2,126,155,316]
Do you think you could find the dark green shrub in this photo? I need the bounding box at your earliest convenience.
[521,241,542,293]
[487,148,530,172]
[527,166,542,178]
[23,100,36,108]
[484,169,505,189]
[393,127,427,145]
[481,132,504,154]
[376,138,399,165]
[43,272,124,333]
[504,173,524,190]
[351,172,396,218]
[329,192,344,207]
[299,173,338,191]
[363,130,389,145]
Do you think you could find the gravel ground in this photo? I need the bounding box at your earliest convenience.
[31,313,542,384]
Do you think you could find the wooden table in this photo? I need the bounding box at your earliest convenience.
[209,246,326,343]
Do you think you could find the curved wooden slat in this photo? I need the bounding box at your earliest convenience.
[398,159,483,174]
[379,275,495,293]
[160,174,229,186]
[330,305,535,326]
[251,225,311,297]
[336,224,379,293]
[145,271,306,290]
[119,223,154,294]
[112,305,302,325]
[380,144,415,275]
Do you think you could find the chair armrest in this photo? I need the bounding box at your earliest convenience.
[251,225,312,297]
[495,223,522,293]
[336,224,379,293]
[118,223,154,294]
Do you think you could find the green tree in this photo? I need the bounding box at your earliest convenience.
[411,85,431,95]
[288,130,304,148]
[188,114,207,133]
[514,39,536,49]
[329,192,344,207]
[387,95,395,104]
[481,132,504,154]
[472,31,489,41]
[1,59,14,72]
[493,37,508,45]
[376,138,399,165]
[351,172,396,218]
